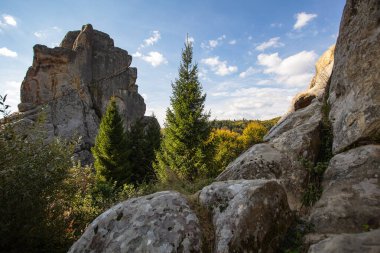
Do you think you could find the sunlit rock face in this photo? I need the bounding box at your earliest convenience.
[14,24,147,162]
[328,0,380,153]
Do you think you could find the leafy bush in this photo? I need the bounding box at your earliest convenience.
[0,124,75,252]
[206,129,244,177]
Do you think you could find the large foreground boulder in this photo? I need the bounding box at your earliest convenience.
[199,180,291,253]
[309,145,380,234]
[328,0,380,153]
[68,191,202,253]
[308,229,380,253]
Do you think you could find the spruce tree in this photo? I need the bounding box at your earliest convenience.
[127,115,161,184]
[155,39,210,182]
[91,97,130,186]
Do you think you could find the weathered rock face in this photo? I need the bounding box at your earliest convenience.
[216,143,306,210]
[199,180,291,253]
[309,145,380,234]
[13,24,147,162]
[328,0,380,153]
[264,45,335,144]
[308,229,380,253]
[68,191,202,253]
[216,46,335,210]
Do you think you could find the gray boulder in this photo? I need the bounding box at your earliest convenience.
[309,145,380,234]
[199,180,291,253]
[308,229,380,253]
[216,143,306,210]
[68,191,202,253]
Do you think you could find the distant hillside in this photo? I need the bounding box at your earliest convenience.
[210,117,281,133]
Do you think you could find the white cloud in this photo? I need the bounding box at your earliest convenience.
[201,35,226,50]
[0,47,17,58]
[209,86,298,120]
[256,37,284,51]
[294,12,317,30]
[34,31,45,39]
[229,40,236,45]
[0,80,21,114]
[257,79,272,85]
[133,31,166,67]
[201,56,238,76]
[270,23,283,28]
[257,50,318,87]
[0,14,17,30]
[187,36,195,43]
[134,51,167,67]
[2,14,17,27]
[239,67,258,78]
[143,30,161,47]
[136,31,162,52]
[33,26,62,41]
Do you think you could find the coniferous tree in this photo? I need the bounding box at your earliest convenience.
[128,115,161,183]
[155,39,210,182]
[91,97,130,186]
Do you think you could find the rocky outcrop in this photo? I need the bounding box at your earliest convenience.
[308,229,380,253]
[68,191,202,253]
[10,24,147,162]
[328,0,380,153]
[309,145,380,234]
[199,180,291,253]
[216,143,306,210]
[216,46,335,210]
[264,45,334,144]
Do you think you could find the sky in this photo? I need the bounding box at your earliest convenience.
[0,0,346,126]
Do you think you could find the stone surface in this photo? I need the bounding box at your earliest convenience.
[68,191,202,253]
[328,0,380,153]
[264,45,334,143]
[199,180,291,253]
[215,46,335,210]
[12,24,148,163]
[309,145,380,234]
[216,143,306,210]
[308,229,380,253]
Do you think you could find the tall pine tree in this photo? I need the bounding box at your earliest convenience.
[155,39,210,182]
[91,97,131,186]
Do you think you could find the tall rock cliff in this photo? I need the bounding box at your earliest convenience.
[10,24,147,162]
[69,1,380,252]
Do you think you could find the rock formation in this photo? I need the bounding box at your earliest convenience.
[216,45,335,210]
[199,180,291,253]
[70,0,380,252]
[69,191,202,253]
[9,24,148,162]
[328,0,380,153]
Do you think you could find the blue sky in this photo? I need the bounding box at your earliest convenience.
[0,0,345,125]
